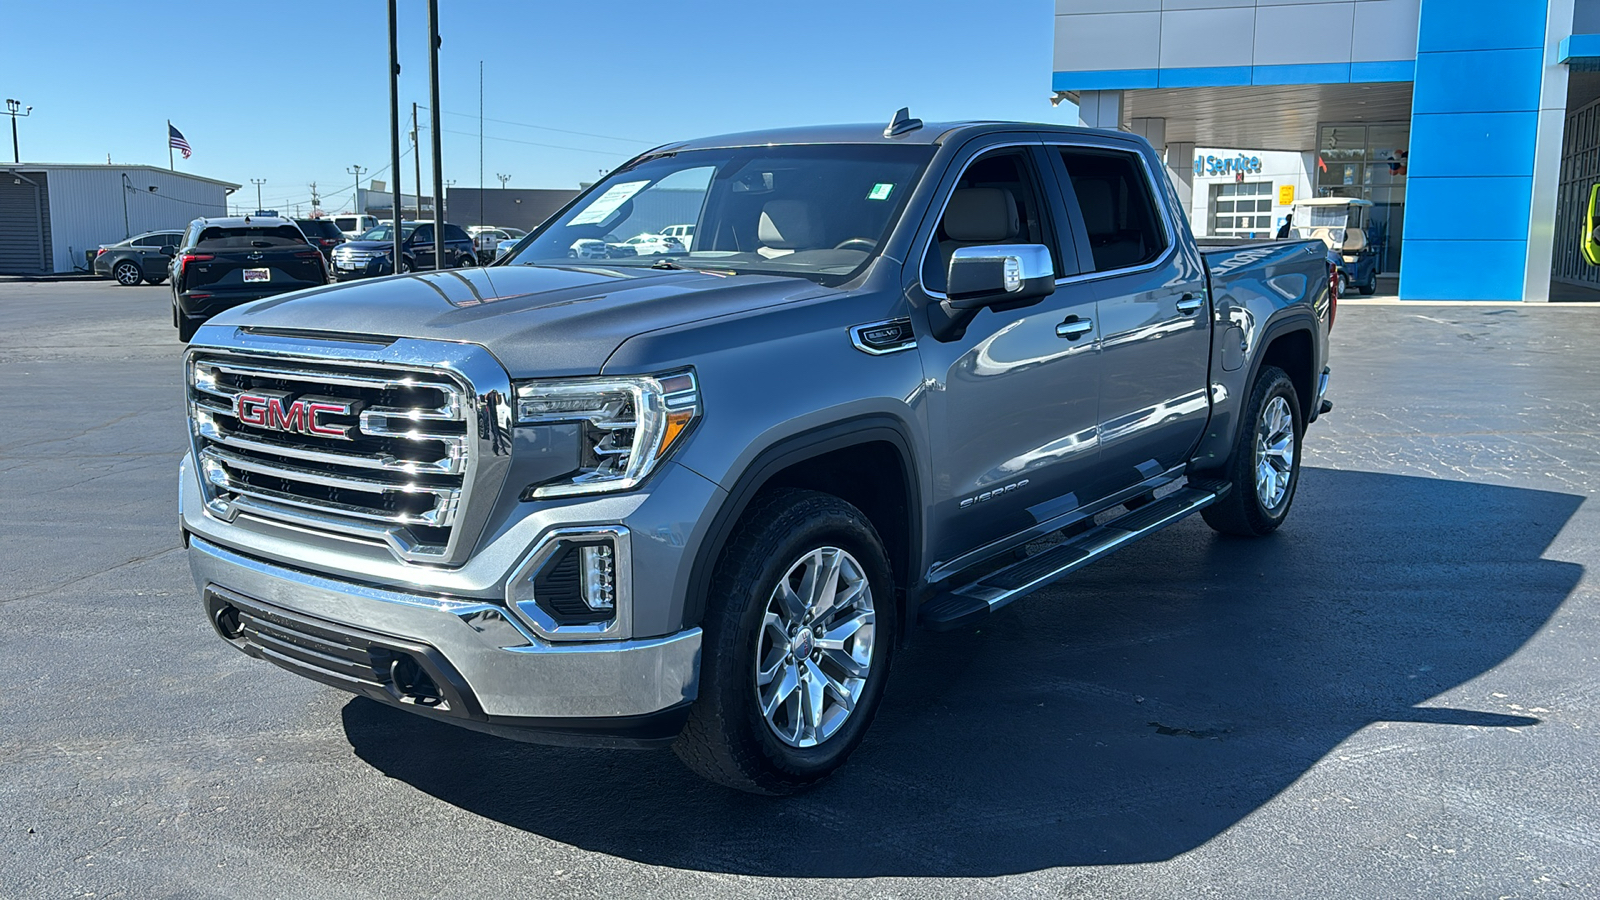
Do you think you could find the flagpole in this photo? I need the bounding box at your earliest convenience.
[168,120,174,170]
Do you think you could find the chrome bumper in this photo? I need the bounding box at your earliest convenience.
[188,537,701,739]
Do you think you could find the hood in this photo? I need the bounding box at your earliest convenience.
[338,240,401,251]
[206,263,834,376]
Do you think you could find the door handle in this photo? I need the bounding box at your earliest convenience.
[1176,294,1204,315]
[1056,316,1094,340]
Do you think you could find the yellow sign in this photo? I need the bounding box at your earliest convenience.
[1279,184,1295,206]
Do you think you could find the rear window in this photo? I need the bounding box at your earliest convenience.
[1058,148,1167,273]
[296,219,343,239]
[196,225,309,248]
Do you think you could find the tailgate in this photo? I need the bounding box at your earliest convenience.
[184,247,325,293]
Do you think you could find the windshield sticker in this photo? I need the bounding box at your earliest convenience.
[569,180,648,225]
[867,183,895,201]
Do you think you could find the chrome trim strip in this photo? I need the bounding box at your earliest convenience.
[194,413,464,475]
[199,359,463,397]
[201,447,459,504]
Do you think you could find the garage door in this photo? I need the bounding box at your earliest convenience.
[0,171,50,274]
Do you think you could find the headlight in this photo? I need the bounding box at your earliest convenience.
[515,370,699,498]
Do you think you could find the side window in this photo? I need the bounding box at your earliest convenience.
[160,233,180,247]
[1057,148,1167,273]
[133,235,158,247]
[413,224,435,243]
[443,224,469,242]
[921,149,1060,294]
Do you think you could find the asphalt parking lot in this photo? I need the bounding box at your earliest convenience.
[2,281,1597,899]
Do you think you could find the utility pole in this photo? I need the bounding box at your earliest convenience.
[250,178,266,212]
[443,179,455,223]
[411,101,422,221]
[427,0,445,269]
[347,164,367,216]
[387,0,403,266]
[6,99,33,164]
[308,181,320,214]
[497,173,511,189]
[479,60,484,230]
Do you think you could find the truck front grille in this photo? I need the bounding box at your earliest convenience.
[187,349,479,563]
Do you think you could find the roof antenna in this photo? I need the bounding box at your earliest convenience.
[884,107,923,138]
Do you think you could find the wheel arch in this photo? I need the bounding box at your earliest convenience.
[683,416,923,645]
[1252,319,1317,427]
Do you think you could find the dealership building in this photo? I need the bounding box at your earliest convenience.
[1054,0,1600,301]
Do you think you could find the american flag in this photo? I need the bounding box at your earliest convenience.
[169,124,192,159]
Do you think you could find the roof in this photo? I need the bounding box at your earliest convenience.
[1293,197,1374,207]
[194,216,296,227]
[656,120,1118,152]
[0,163,241,190]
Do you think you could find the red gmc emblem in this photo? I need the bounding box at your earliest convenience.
[234,392,357,440]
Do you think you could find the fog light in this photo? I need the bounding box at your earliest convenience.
[580,544,615,611]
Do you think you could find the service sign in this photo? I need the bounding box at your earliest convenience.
[1194,155,1263,177]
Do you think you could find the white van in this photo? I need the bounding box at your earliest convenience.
[332,214,379,241]
[661,223,695,250]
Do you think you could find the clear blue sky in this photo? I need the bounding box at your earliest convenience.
[1,0,1069,215]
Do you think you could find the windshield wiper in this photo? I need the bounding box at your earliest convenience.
[649,258,686,270]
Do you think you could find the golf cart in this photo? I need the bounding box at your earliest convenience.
[1293,197,1380,296]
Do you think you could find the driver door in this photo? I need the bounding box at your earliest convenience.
[912,141,1105,570]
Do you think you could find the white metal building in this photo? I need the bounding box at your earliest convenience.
[0,164,239,274]
[1188,149,1315,242]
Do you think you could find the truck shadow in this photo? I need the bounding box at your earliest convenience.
[341,467,1583,877]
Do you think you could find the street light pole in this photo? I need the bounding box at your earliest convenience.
[250,178,266,213]
[347,164,367,217]
[412,101,422,222]
[387,0,403,267]
[497,173,511,189]
[6,99,33,164]
[427,0,445,269]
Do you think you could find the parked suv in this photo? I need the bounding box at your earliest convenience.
[294,218,347,260]
[182,119,1333,794]
[94,230,184,285]
[170,216,329,342]
[331,221,476,280]
[332,214,379,241]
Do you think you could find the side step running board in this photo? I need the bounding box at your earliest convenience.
[918,485,1221,631]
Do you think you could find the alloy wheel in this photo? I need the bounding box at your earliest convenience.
[1254,395,1295,509]
[114,262,140,285]
[755,546,876,749]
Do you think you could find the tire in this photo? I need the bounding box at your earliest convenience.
[673,488,896,794]
[176,313,199,343]
[113,260,143,286]
[143,275,166,285]
[1201,365,1303,537]
[397,258,412,274]
[1357,273,1377,296]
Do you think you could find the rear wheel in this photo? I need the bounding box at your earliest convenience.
[1201,365,1303,537]
[673,489,895,794]
[113,261,142,286]
[143,275,166,285]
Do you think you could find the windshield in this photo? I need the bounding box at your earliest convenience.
[1296,205,1353,229]
[358,223,419,242]
[502,144,935,284]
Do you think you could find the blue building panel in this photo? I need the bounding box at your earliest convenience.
[1405,177,1535,241]
[1408,112,1540,178]
[1350,60,1417,83]
[1400,240,1531,301]
[1416,0,1548,52]
[1412,49,1545,114]
[1252,63,1353,86]
[1052,70,1159,92]
[1157,67,1253,88]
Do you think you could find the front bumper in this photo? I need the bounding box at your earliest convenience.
[189,536,703,747]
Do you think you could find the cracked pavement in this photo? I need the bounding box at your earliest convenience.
[2,283,1598,898]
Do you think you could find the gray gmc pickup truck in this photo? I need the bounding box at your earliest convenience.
[180,115,1334,794]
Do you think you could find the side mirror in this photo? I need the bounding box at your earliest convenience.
[929,244,1056,342]
[159,245,176,256]
[1585,184,1600,266]
[945,244,1055,309]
